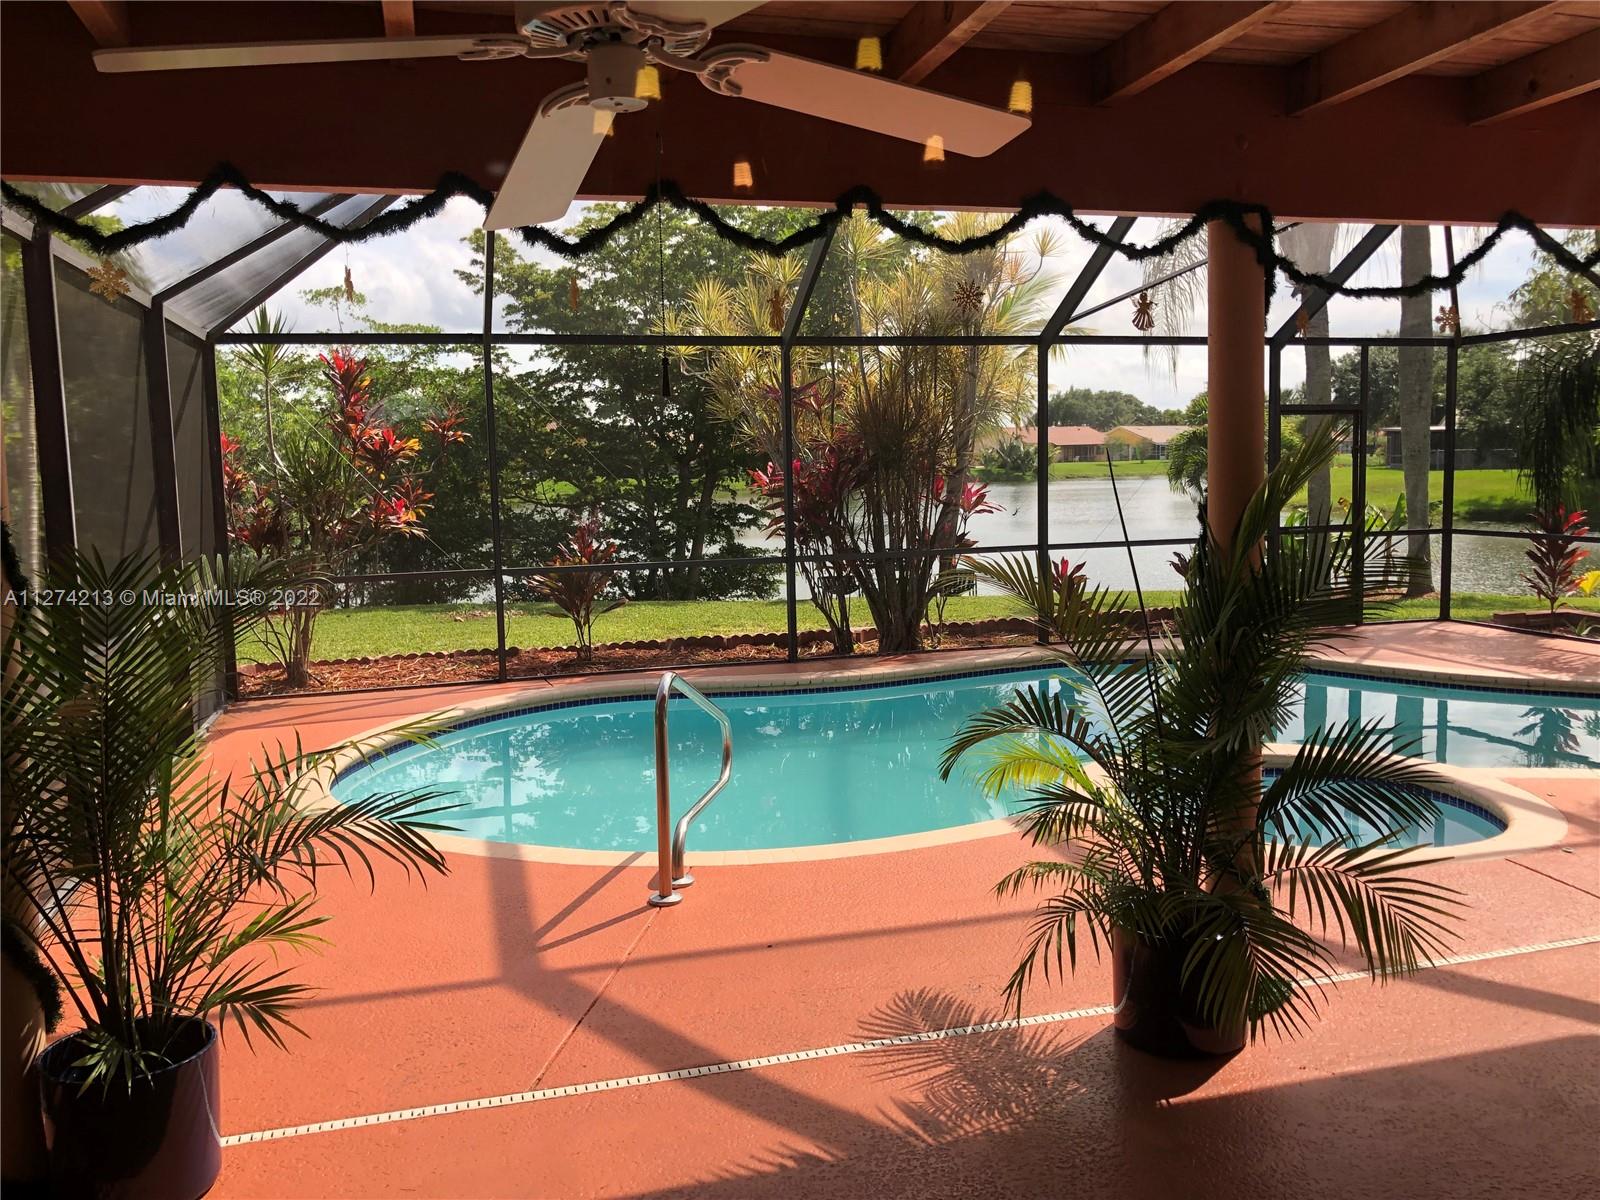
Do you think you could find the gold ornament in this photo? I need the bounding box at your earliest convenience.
[344,264,357,303]
[569,275,580,312]
[768,288,785,331]
[87,260,130,302]
[854,37,882,72]
[731,159,754,190]
[922,134,945,164]
[1570,287,1595,324]
[1435,305,1459,335]
[1007,78,1033,115]
[1295,306,1311,336]
[1131,290,1156,332]
[951,278,984,315]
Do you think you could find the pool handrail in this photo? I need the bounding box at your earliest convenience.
[648,671,733,908]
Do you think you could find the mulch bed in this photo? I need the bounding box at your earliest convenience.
[1488,609,1598,638]
[237,612,1175,697]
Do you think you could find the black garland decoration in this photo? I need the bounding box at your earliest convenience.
[4,164,1598,309]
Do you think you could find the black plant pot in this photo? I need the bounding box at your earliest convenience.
[39,1018,221,1200]
[1111,928,1247,1059]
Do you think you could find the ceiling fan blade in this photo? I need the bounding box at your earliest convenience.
[93,34,493,73]
[627,2,766,29]
[485,95,611,230]
[702,46,1029,157]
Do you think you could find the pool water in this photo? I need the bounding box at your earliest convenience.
[333,668,1596,853]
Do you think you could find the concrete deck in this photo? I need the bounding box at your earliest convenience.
[200,624,1599,1199]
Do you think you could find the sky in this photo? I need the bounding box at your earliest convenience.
[106,187,1551,414]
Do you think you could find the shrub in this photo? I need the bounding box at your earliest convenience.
[1522,506,1591,613]
[224,351,465,687]
[982,437,1036,478]
[528,513,626,660]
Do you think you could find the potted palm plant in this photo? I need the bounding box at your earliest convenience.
[940,428,1461,1056]
[2,550,454,1199]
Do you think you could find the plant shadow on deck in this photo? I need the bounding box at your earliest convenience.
[617,990,1596,1200]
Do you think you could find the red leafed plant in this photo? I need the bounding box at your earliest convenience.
[1522,506,1591,613]
[223,349,466,688]
[747,438,867,652]
[423,404,471,449]
[927,478,1007,646]
[528,512,627,661]
[1055,556,1089,603]
[220,434,286,553]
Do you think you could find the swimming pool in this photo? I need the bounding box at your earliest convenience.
[330,666,1595,854]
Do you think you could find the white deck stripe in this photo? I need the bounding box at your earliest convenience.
[223,933,1600,1147]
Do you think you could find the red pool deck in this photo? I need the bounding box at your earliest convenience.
[200,624,1598,1199]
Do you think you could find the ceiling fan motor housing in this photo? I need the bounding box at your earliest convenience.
[586,40,650,111]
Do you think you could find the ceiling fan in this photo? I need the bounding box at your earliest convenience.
[91,1,1030,230]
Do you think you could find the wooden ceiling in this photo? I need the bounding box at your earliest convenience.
[728,2,1599,73]
[720,1,1600,119]
[8,2,1599,223]
[62,0,1600,122]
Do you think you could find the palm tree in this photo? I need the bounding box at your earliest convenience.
[1284,224,1340,527]
[1165,423,1208,499]
[681,213,1062,652]
[939,426,1459,1050]
[236,307,295,470]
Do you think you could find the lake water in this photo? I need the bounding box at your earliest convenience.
[742,478,1532,596]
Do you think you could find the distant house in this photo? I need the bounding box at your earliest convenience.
[980,425,1107,463]
[1380,425,1448,468]
[1105,425,1197,461]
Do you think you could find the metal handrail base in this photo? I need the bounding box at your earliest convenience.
[648,671,733,908]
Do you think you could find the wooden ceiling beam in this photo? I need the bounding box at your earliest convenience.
[1470,26,1600,123]
[66,0,129,48]
[381,0,416,39]
[1093,2,1291,105]
[888,1,1011,85]
[1289,1,1564,116]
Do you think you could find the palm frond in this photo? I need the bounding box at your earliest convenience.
[2,550,454,1091]
[941,423,1466,1038]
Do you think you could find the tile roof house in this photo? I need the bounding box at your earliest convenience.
[983,425,1108,463]
[1106,425,1199,461]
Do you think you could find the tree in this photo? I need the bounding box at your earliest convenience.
[1453,341,1518,461]
[1331,344,1400,432]
[1283,224,1339,526]
[1166,424,1208,499]
[1044,387,1180,430]
[1510,229,1600,511]
[233,308,303,468]
[470,208,793,601]
[691,212,1054,653]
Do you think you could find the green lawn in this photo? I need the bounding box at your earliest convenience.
[976,460,1174,483]
[1290,466,1600,522]
[977,459,1595,523]
[238,590,1598,663]
[1051,459,1169,480]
